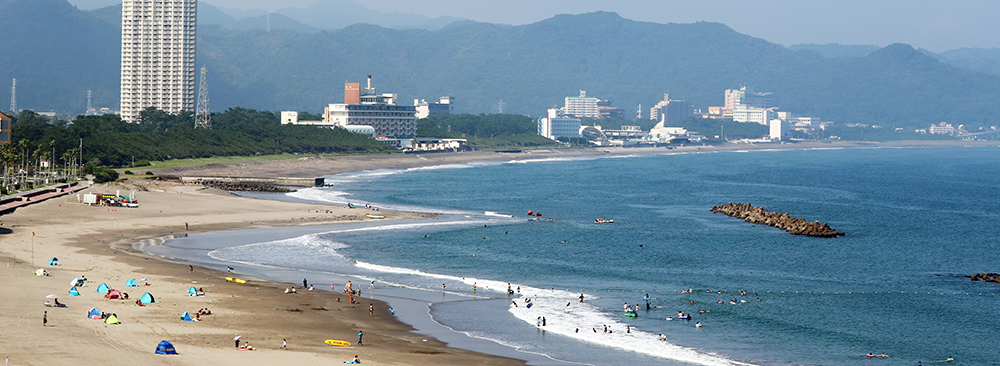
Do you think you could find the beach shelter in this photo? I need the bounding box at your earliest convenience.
[139,292,155,304]
[68,287,80,296]
[96,283,110,293]
[106,290,122,300]
[126,279,137,287]
[155,340,177,355]
[70,277,84,287]
[88,307,101,319]
[187,287,198,296]
[48,257,59,266]
[34,268,47,276]
[105,314,120,324]
[180,312,193,321]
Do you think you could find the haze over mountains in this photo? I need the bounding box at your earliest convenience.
[3,0,1000,130]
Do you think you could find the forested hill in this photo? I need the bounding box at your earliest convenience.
[3,0,1000,129]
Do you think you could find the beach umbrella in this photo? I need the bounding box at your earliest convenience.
[46,294,58,298]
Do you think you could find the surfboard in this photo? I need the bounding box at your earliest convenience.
[325,339,351,347]
[226,277,246,284]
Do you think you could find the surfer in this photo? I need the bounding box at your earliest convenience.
[579,293,585,302]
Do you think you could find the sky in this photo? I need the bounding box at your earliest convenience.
[68,0,1000,52]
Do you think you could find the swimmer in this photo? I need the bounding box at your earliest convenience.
[658,334,666,341]
[695,322,702,328]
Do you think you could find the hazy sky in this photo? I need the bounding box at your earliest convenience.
[70,0,999,52]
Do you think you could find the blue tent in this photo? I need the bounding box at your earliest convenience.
[69,287,80,296]
[180,312,193,321]
[155,340,177,355]
[88,307,101,319]
[125,279,137,287]
[96,283,109,294]
[139,292,154,304]
[187,287,197,296]
[48,257,59,266]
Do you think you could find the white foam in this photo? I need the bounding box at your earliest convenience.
[507,292,755,366]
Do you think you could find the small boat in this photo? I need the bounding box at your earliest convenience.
[594,218,614,224]
[366,214,385,219]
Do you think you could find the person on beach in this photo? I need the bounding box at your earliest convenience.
[185,222,188,230]
[43,311,47,326]
[536,317,541,327]
[346,355,361,364]
[580,293,585,302]
[369,303,374,317]
[303,278,308,288]
[357,330,364,346]
[234,335,241,348]
[282,339,287,349]
[542,317,546,326]
[369,280,375,289]
[189,265,193,273]
[512,300,517,307]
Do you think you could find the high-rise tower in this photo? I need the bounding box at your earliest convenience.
[120,0,197,123]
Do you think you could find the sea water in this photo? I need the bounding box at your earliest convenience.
[194,146,1000,365]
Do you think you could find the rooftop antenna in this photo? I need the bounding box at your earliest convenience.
[265,12,271,32]
[195,65,211,129]
[9,78,16,113]
[86,89,96,115]
[498,100,504,114]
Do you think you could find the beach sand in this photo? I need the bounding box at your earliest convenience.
[2,140,995,365]
[0,180,523,365]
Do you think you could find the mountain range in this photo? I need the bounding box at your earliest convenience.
[3,0,999,130]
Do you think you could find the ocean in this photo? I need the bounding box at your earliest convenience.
[154,146,1000,365]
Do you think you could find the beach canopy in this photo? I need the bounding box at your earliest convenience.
[140,292,154,304]
[70,277,84,287]
[48,257,59,265]
[96,283,109,293]
[180,312,193,321]
[105,314,120,324]
[88,307,101,319]
[69,287,80,296]
[126,279,137,287]
[34,268,46,276]
[106,290,122,300]
[155,340,177,355]
[187,287,197,296]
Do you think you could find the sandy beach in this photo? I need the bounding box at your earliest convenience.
[2,139,996,366]
[0,179,522,365]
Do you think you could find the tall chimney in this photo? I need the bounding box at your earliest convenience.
[367,75,372,89]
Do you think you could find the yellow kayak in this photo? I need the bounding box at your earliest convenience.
[226,277,246,284]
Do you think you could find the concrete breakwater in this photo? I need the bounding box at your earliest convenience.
[710,202,845,237]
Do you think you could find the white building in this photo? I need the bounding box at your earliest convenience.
[120,0,197,122]
[769,119,790,140]
[414,96,455,119]
[282,77,417,139]
[647,120,690,143]
[732,106,774,125]
[280,111,376,137]
[929,122,955,134]
[563,90,600,118]
[538,109,581,140]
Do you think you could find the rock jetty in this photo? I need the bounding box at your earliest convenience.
[970,272,1000,283]
[196,180,294,193]
[710,202,845,237]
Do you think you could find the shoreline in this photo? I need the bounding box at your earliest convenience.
[2,140,995,366]
[149,140,1000,180]
[0,181,525,365]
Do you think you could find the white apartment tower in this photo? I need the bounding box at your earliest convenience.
[120,0,197,122]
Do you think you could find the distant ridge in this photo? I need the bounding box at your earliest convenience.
[2,1,999,130]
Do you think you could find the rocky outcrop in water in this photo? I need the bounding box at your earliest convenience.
[710,202,845,238]
[970,273,1000,283]
[197,180,294,193]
